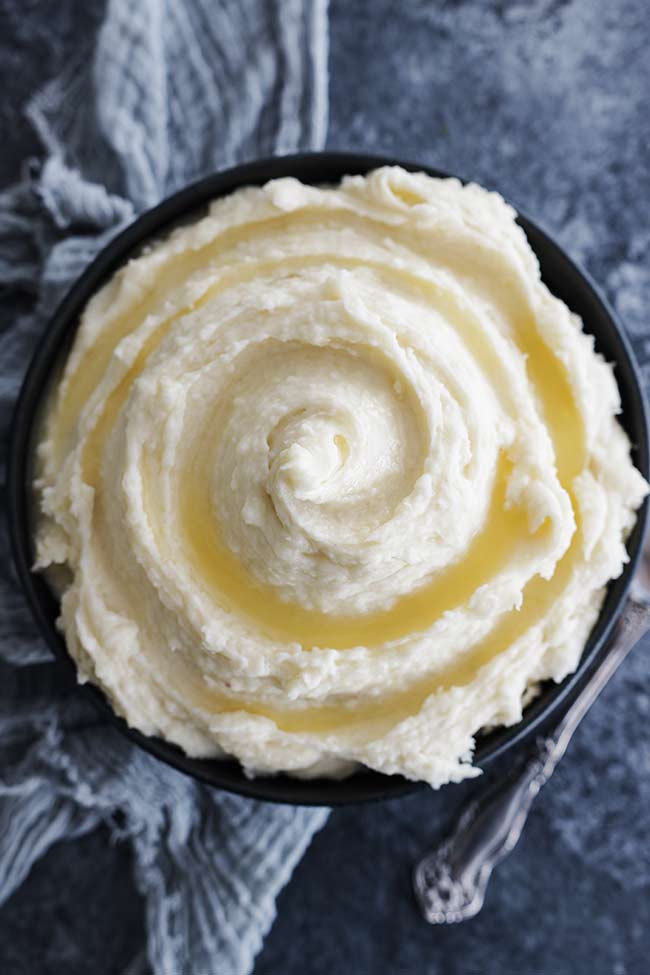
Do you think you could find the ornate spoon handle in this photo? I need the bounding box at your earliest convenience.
[413,593,650,924]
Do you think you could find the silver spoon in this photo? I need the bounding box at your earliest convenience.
[413,540,650,924]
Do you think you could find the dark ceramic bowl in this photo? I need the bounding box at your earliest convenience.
[8,153,649,805]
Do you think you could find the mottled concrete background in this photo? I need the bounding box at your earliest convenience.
[2,1,650,973]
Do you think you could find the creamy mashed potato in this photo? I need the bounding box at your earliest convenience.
[34,167,647,787]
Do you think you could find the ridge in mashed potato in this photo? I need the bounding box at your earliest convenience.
[34,167,648,787]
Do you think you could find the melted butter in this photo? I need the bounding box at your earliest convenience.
[56,210,360,459]
[82,324,173,484]
[389,186,428,207]
[173,453,535,650]
[141,512,579,737]
[54,206,547,460]
[518,322,585,483]
[67,207,588,736]
[56,213,290,457]
[268,519,582,734]
[162,331,584,733]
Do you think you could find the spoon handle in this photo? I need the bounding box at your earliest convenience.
[413,594,650,924]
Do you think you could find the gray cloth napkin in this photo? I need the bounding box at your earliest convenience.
[0,2,330,973]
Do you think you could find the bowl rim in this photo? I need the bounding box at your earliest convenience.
[7,150,649,806]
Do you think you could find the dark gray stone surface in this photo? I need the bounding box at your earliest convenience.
[2,1,650,973]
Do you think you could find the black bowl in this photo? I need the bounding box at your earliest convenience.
[8,152,649,805]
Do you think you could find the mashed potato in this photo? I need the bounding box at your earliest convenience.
[34,167,647,786]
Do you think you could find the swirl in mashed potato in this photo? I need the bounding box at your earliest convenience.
[34,167,648,786]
